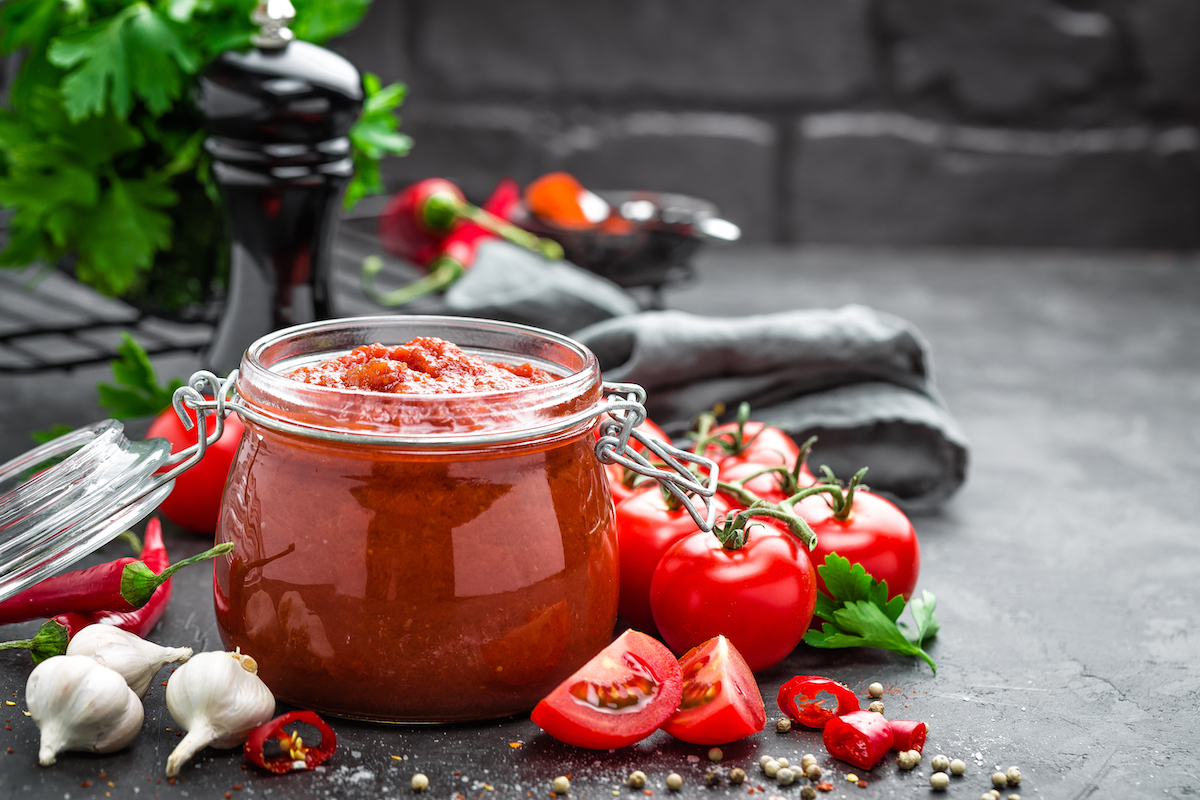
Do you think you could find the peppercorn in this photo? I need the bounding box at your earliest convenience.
[553,776,570,794]
[704,771,720,787]
[930,754,950,772]
[868,682,884,698]
[845,775,859,783]
[708,748,723,763]
[412,774,429,792]
[992,772,1008,789]
[805,764,822,781]
[897,750,920,770]
[950,758,966,776]
[867,701,885,714]
[730,769,746,785]
[776,768,796,786]
[801,754,817,770]
[1008,795,1021,800]
[1005,767,1021,786]
[764,760,781,778]
[801,787,817,800]
[776,757,789,768]
[980,795,995,800]
[666,774,683,792]
[760,755,774,769]
[930,772,950,791]
[627,771,647,790]
[776,717,792,734]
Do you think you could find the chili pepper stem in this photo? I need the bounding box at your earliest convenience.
[0,619,70,663]
[424,193,563,260]
[361,255,464,307]
[120,543,234,609]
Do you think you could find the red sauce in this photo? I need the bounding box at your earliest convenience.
[288,338,555,394]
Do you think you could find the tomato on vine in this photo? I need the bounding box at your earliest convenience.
[147,407,244,533]
[697,404,801,469]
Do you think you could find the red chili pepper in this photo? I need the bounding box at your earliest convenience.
[0,534,230,623]
[244,711,337,773]
[377,177,465,265]
[888,720,928,753]
[822,710,895,770]
[777,676,861,729]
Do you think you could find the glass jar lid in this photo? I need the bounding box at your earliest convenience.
[0,420,173,604]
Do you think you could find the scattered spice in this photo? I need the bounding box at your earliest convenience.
[816,782,833,792]
[81,781,92,788]
[775,717,792,733]
[1005,767,1022,786]
[867,701,885,714]
[729,768,746,785]
[897,750,921,770]
[805,765,822,781]
[627,771,647,789]
[704,771,720,787]
[845,774,859,783]
[950,758,967,775]
[800,787,817,800]
[764,760,781,778]
[930,772,950,791]
[552,776,570,794]
[666,773,683,791]
[857,780,868,788]
[509,742,523,749]
[867,683,884,698]
[708,747,723,762]
[991,772,1008,789]
[776,768,795,786]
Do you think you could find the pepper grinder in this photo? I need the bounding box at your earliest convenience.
[199,0,364,374]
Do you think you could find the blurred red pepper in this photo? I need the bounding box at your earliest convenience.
[244,711,337,773]
[777,675,861,729]
[823,709,895,770]
[888,719,928,753]
[367,177,563,307]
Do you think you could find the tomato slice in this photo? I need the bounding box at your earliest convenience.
[660,635,765,745]
[889,720,928,753]
[823,709,894,770]
[777,675,861,729]
[530,629,683,749]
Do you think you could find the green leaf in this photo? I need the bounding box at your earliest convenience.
[0,0,64,55]
[292,0,371,43]
[96,332,183,419]
[806,553,938,674]
[30,423,74,445]
[73,174,175,295]
[345,75,410,210]
[898,590,940,647]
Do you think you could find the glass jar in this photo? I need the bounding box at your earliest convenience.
[214,317,623,722]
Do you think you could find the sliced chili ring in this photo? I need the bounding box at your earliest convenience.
[776,675,860,729]
[888,720,928,753]
[244,711,336,773]
[822,709,895,770]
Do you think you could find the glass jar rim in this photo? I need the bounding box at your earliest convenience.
[234,315,604,446]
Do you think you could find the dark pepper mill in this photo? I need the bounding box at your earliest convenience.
[199,0,364,374]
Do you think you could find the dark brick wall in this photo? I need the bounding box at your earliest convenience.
[329,0,1200,248]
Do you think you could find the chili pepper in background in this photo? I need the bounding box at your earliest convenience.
[0,528,231,623]
[0,518,183,663]
[823,709,895,770]
[888,720,928,753]
[365,177,561,306]
[523,172,634,234]
[244,711,337,773]
[777,675,861,729]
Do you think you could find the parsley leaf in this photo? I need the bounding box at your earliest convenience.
[95,332,184,419]
[803,554,939,674]
[345,72,411,210]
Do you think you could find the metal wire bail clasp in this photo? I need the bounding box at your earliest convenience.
[153,370,241,488]
[594,382,721,531]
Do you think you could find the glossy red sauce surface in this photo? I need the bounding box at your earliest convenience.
[288,337,555,394]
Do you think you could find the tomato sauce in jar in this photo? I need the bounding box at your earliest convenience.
[213,318,619,722]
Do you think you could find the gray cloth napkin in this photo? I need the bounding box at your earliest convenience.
[573,305,969,511]
[439,240,641,334]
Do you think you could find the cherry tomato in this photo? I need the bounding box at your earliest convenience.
[649,525,817,672]
[704,420,800,469]
[823,709,894,770]
[146,407,244,533]
[660,635,765,745]
[888,720,928,753]
[615,489,731,632]
[776,675,861,729]
[791,489,920,601]
[530,629,683,749]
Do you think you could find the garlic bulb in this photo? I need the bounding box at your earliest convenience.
[66,625,192,696]
[26,655,144,766]
[165,649,275,777]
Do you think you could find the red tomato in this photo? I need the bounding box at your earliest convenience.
[791,489,920,601]
[616,490,731,632]
[704,420,800,469]
[660,635,765,745]
[776,675,861,729]
[718,459,815,506]
[823,709,894,770]
[146,407,244,533]
[649,525,817,672]
[530,629,683,749]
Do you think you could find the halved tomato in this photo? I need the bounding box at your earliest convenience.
[530,629,683,749]
[660,635,765,745]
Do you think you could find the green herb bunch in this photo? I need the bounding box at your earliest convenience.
[0,0,410,312]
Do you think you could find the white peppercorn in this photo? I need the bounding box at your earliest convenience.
[412,774,429,792]
[764,759,781,778]
[1006,767,1021,786]
[950,758,966,776]
[776,717,792,733]
[930,772,950,791]
[801,753,817,770]
[627,771,647,789]
[868,682,884,698]
[805,764,822,781]
[776,768,796,786]
[931,754,950,772]
[553,776,570,794]
[992,772,1008,789]
[730,768,746,785]
[666,773,683,791]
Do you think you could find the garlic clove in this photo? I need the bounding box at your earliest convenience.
[27,655,144,765]
[165,650,275,777]
[66,625,192,696]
